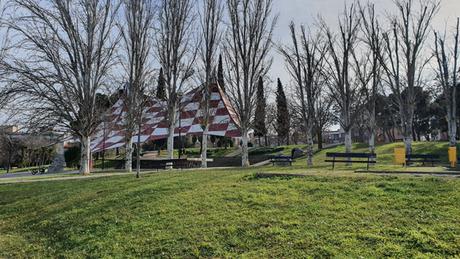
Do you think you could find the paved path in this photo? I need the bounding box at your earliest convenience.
[0,170,163,184]
[0,167,239,184]
[0,170,79,179]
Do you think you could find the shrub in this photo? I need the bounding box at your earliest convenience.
[64,146,80,168]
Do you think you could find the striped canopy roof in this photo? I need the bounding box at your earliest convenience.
[90,83,241,152]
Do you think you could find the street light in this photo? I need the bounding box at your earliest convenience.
[102,114,107,171]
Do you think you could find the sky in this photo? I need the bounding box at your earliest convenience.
[271,0,460,91]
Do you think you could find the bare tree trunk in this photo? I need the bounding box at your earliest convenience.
[402,107,414,154]
[317,130,323,150]
[448,115,457,147]
[344,129,352,154]
[136,120,141,178]
[125,136,133,172]
[241,128,250,167]
[6,154,11,174]
[404,135,412,154]
[167,122,175,160]
[403,113,413,154]
[80,136,91,175]
[369,131,375,153]
[369,114,376,153]
[201,126,209,168]
[306,126,314,167]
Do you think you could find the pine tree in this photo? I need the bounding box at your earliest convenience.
[156,68,166,100]
[217,54,225,91]
[254,76,267,146]
[276,78,290,145]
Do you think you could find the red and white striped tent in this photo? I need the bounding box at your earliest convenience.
[90,83,241,152]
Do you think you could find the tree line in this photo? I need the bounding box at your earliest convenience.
[0,0,458,173]
[273,0,457,167]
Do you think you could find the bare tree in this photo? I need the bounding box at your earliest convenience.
[280,23,327,166]
[1,0,120,175]
[434,18,459,147]
[356,2,383,153]
[380,0,439,154]
[119,0,155,176]
[314,92,334,150]
[154,0,197,160]
[0,129,19,174]
[224,0,277,167]
[322,4,363,154]
[198,0,223,168]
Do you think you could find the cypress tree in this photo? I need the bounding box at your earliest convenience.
[254,76,267,146]
[156,68,166,100]
[217,54,225,91]
[276,78,290,145]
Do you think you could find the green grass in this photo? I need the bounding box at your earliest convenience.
[1,166,460,258]
[1,141,459,257]
[287,141,456,172]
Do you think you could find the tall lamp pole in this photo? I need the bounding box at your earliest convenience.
[102,116,106,171]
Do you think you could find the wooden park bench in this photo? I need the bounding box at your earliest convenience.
[163,159,201,169]
[406,154,440,166]
[270,155,293,166]
[325,152,377,170]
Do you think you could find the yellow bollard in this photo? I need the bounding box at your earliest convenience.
[448,147,457,168]
[394,148,406,166]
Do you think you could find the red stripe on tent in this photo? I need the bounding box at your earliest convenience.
[209,123,228,131]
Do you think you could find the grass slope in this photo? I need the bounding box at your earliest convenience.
[289,142,454,172]
[1,167,459,258]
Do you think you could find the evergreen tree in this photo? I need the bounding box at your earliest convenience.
[254,76,267,145]
[276,78,290,145]
[217,54,225,91]
[156,68,166,100]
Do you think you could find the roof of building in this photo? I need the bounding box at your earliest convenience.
[90,83,241,152]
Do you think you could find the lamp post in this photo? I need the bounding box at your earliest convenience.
[102,117,106,171]
[177,91,183,158]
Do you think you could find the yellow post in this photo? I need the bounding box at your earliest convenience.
[448,147,457,168]
[394,148,406,166]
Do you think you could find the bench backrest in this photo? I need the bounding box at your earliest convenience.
[407,154,439,159]
[326,152,376,158]
[156,159,189,163]
[271,155,292,159]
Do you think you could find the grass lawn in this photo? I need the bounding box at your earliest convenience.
[1,166,459,258]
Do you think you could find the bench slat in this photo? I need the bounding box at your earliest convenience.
[326,152,376,158]
[325,160,376,163]
[407,155,439,159]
